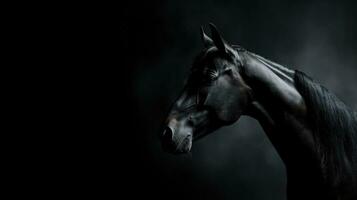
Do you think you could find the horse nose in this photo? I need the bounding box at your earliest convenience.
[162,126,174,142]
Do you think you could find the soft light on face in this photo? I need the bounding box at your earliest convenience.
[160,24,252,154]
[161,53,251,154]
[161,83,221,153]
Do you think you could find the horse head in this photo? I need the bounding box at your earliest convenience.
[160,24,252,154]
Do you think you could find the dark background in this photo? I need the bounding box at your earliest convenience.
[125,1,357,199]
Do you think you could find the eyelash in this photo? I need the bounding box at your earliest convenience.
[204,69,218,81]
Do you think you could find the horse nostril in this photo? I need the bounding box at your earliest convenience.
[162,127,174,141]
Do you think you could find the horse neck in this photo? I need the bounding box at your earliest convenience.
[240,51,321,174]
[238,50,357,198]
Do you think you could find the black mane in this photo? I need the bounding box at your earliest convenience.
[294,71,357,186]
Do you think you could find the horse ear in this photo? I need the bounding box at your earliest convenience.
[200,26,213,48]
[209,23,228,53]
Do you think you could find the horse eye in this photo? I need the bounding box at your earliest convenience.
[209,71,218,78]
[205,69,218,81]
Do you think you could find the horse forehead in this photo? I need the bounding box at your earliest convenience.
[197,47,219,62]
[195,49,232,67]
[193,58,225,73]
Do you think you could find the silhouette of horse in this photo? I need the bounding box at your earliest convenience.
[160,24,357,200]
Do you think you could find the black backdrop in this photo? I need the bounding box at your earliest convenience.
[123,1,357,199]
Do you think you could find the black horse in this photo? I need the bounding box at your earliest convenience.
[160,24,357,200]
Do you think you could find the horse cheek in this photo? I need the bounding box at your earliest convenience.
[205,84,242,123]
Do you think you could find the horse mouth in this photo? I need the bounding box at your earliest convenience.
[176,135,192,154]
[163,135,192,154]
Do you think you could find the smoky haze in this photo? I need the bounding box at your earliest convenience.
[127,1,357,199]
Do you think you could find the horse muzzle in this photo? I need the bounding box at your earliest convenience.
[160,126,193,154]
